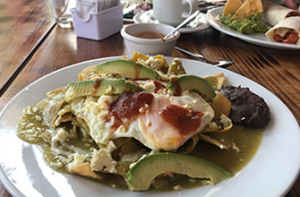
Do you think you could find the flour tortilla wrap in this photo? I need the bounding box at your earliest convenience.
[262,1,300,26]
[265,17,300,44]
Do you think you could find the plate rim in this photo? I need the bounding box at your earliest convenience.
[1,56,300,197]
[206,6,300,50]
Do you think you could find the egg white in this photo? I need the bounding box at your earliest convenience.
[70,91,214,151]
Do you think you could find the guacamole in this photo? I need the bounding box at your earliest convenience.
[220,12,269,35]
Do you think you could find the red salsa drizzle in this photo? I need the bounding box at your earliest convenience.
[93,78,102,89]
[169,77,182,96]
[134,63,142,79]
[128,79,140,85]
[152,80,166,93]
[108,92,154,129]
[91,78,102,95]
[159,104,204,136]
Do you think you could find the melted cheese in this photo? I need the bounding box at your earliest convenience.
[274,28,290,37]
[273,28,300,44]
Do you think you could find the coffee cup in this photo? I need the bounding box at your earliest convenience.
[153,0,198,26]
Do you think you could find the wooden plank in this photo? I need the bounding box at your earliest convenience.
[0,0,55,92]
[0,25,128,111]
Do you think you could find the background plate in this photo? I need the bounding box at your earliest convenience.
[134,10,210,33]
[206,7,300,50]
[0,57,300,197]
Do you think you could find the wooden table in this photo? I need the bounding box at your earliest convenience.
[0,0,300,196]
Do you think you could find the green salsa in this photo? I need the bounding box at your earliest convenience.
[220,12,269,35]
[17,105,263,191]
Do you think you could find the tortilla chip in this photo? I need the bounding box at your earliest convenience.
[212,72,226,90]
[78,65,97,81]
[46,86,69,96]
[69,162,102,179]
[231,0,264,20]
[223,0,243,16]
[129,51,149,62]
[201,73,226,91]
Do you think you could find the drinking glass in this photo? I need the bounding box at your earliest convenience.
[50,0,75,28]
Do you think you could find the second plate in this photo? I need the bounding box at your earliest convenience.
[133,10,210,33]
[206,7,300,50]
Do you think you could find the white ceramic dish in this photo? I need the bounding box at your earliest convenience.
[122,0,151,22]
[134,10,210,33]
[123,18,134,22]
[121,23,180,56]
[206,7,300,50]
[1,57,300,197]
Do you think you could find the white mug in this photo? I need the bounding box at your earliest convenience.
[153,0,198,26]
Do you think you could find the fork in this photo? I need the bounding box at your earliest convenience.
[198,0,226,12]
[174,46,234,68]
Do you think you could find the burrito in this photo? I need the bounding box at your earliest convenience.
[262,1,300,26]
[265,17,300,44]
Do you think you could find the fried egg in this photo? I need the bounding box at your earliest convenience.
[71,89,214,151]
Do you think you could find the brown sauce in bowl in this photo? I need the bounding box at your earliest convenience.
[132,31,166,39]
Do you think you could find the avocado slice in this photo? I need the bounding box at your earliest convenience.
[167,74,216,102]
[65,78,145,102]
[126,153,232,191]
[94,60,161,80]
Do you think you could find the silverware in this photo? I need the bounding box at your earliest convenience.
[198,0,226,12]
[198,5,220,11]
[148,10,205,29]
[164,10,200,39]
[174,46,234,68]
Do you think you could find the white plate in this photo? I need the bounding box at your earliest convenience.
[123,18,134,22]
[1,57,300,197]
[133,10,210,33]
[206,7,300,50]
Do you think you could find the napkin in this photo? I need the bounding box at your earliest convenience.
[76,0,97,19]
[98,0,119,11]
[76,0,120,19]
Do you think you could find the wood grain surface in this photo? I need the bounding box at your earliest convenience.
[0,15,300,197]
[0,0,54,195]
[0,0,55,93]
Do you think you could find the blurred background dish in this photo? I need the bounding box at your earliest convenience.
[206,7,300,49]
[122,0,228,22]
[152,0,198,26]
[134,10,210,33]
[122,0,152,22]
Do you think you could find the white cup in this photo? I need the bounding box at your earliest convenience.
[153,0,198,26]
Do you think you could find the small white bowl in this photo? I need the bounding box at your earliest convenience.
[121,23,180,56]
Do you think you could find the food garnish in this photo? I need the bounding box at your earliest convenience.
[95,59,161,80]
[126,153,233,191]
[230,0,264,20]
[220,0,269,34]
[65,78,145,103]
[17,51,270,191]
[167,74,216,102]
[223,0,243,16]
